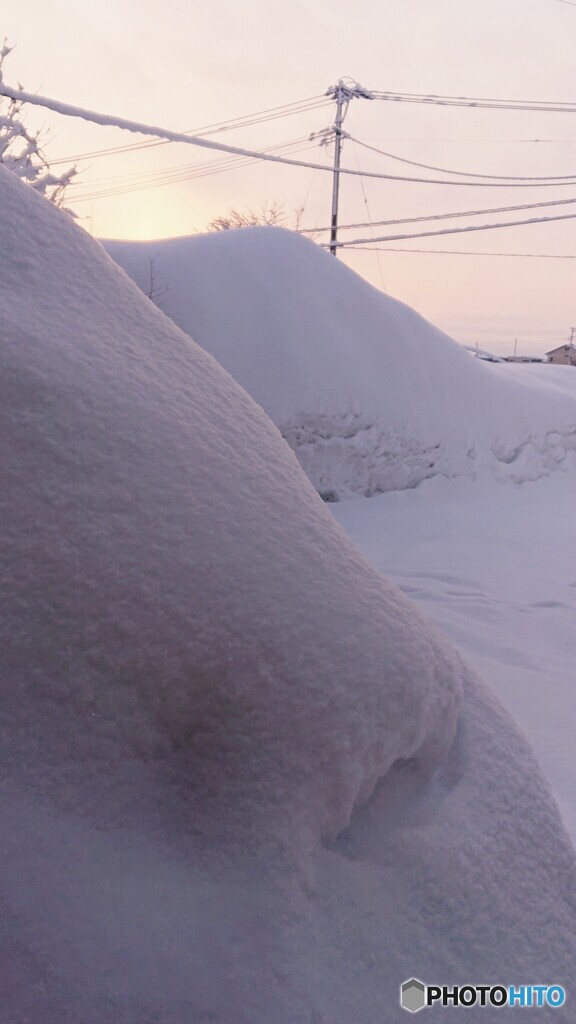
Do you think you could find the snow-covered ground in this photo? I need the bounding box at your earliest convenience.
[2,172,576,1022]
[333,470,576,842]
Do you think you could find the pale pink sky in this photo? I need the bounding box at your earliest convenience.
[4,0,576,355]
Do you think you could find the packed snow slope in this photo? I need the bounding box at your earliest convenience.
[1,169,575,1023]
[106,228,576,498]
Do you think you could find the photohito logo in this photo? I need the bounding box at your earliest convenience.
[400,979,566,1012]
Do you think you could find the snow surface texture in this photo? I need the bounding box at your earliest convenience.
[105,229,576,499]
[1,169,575,1022]
[334,470,576,842]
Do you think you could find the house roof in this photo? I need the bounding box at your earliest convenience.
[546,344,576,356]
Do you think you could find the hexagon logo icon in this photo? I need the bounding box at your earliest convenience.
[400,978,427,1013]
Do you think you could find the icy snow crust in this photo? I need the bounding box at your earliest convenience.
[1,169,575,1021]
[105,228,576,499]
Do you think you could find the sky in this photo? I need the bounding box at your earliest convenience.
[3,0,576,355]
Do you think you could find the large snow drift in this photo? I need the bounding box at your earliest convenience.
[1,169,575,1022]
[106,229,576,499]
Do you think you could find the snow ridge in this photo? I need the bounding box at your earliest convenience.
[106,228,576,499]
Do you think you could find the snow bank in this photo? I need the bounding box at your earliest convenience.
[1,171,575,1022]
[105,228,576,499]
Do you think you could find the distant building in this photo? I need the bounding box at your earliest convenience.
[546,345,576,366]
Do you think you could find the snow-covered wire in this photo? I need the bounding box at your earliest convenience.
[323,210,576,248]
[301,194,576,234]
[4,83,576,189]
[49,97,331,166]
[349,135,576,181]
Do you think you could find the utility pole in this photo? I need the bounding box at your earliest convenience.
[569,326,576,365]
[325,79,373,256]
[328,81,347,257]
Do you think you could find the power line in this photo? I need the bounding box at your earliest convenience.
[350,135,576,181]
[350,246,576,258]
[371,88,576,106]
[189,97,330,135]
[360,137,576,142]
[70,135,312,189]
[69,141,320,204]
[50,97,331,166]
[324,210,576,248]
[301,195,576,234]
[371,90,576,114]
[351,141,386,287]
[5,82,576,189]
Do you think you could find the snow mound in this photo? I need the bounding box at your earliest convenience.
[105,228,576,498]
[1,170,575,1022]
[0,168,461,844]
